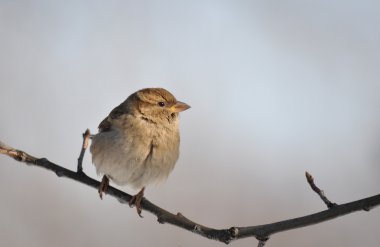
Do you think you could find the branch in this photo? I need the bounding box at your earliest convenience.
[1,135,379,246]
[305,171,338,208]
[77,129,91,173]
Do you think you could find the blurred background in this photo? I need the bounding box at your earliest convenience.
[0,1,379,246]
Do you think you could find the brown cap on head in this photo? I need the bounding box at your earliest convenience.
[137,88,190,111]
[137,88,176,104]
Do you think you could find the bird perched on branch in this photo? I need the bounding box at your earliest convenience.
[90,88,190,216]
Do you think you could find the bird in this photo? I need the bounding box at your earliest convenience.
[90,88,190,216]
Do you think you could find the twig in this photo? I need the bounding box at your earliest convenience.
[1,137,380,245]
[305,171,337,208]
[257,237,268,247]
[77,129,91,173]
[257,241,266,247]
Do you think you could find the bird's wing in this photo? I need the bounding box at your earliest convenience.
[98,103,126,132]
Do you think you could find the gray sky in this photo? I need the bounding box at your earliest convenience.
[1,1,379,246]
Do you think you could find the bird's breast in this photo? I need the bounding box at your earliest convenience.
[91,116,180,190]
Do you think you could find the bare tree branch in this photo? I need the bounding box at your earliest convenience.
[1,133,379,245]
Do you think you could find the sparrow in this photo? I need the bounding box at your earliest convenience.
[90,88,190,216]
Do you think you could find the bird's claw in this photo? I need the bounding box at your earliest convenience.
[129,187,145,218]
[98,175,109,200]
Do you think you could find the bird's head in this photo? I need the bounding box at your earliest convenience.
[129,88,190,124]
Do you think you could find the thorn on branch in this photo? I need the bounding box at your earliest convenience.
[305,171,337,208]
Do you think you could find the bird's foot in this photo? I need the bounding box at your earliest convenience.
[129,187,145,217]
[98,175,109,199]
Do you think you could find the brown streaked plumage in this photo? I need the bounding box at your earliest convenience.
[90,88,190,216]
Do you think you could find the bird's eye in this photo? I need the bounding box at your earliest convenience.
[158,102,165,107]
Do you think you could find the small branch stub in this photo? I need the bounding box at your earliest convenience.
[77,129,91,173]
[229,227,239,238]
[305,171,337,208]
[258,240,267,247]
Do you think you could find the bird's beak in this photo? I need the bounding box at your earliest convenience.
[170,101,191,113]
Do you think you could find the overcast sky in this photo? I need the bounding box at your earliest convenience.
[1,1,379,247]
